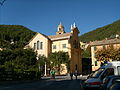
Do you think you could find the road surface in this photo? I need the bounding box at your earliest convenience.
[0,76,86,90]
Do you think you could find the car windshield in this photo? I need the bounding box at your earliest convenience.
[92,69,104,78]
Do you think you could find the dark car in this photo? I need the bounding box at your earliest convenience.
[101,75,120,90]
[110,79,120,90]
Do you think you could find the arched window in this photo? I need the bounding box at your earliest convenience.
[34,43,36,50]
[37,41,40,50]
[40,42,43,49]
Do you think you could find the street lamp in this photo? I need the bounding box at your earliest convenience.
[36,56,41,72]
[44,62,47,76]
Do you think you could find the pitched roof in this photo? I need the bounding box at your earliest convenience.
[27,32,50,44]
[27,32,71,44]
[48,33,71,41]
[89,38,120,46]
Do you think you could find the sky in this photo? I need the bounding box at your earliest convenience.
[0,0,120,36]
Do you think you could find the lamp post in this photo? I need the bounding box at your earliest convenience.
[44,62,47,76]
[36,56,40,71]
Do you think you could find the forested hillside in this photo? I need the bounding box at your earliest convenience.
[79,20,120,42]
[0,25,36,49]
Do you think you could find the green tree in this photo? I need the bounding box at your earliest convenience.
[37,55,47,75]
[82,50,91,58]
[48,51,70,74]
[95,47,120,61]
[0,25,36,49]
[0,48,37,71]
[79,20,120,42]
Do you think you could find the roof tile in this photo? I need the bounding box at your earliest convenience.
[90,38,120,46]
[48,33,71,41]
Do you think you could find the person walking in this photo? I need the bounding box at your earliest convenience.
[70,72,73,80]
[50,69,55,79]
[75,70,78,80]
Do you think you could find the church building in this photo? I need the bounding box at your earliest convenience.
[25,23,82,75]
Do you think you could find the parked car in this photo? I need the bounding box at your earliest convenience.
[110,78,120,90]
[84,61,120,89]
[101,75,120,90]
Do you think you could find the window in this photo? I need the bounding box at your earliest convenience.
[94,46,97,51]
[117,66,120,75]
[101,68,114,80]
[95,61,97,66]
[62,44,66,48]
[92,69,104,78]
[37,41,40,50]
[73,40,78,49]
[40,42,43,49]
[53,45,56,49]
[34,43,36,50]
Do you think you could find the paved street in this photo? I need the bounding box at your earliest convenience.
[0,76,86,90]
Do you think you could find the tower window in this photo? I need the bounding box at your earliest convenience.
[73,40,78,49]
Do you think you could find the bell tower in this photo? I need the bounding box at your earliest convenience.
[56,23,65,35]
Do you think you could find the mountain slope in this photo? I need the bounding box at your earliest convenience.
[79,20,120,42]
[0,25,36,49]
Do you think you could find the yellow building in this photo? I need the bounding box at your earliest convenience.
[89,38,120,71]
[26,23,82,75]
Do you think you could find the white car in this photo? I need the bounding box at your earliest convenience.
[84,61,120,89]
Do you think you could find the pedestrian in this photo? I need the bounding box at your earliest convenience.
[50,69,55,79]
[50,70,53,79]
[75,70,78,80]
[70,72,73,80]
[52,70,55,79]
